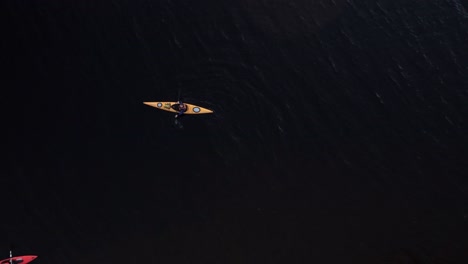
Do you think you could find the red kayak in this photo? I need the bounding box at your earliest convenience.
[0,256,37,264]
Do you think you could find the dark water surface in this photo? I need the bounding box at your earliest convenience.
[2,0,468,263]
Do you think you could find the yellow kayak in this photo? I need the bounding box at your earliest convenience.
[143,101,214,114]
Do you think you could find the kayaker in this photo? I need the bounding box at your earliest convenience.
[175,100,187,118]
